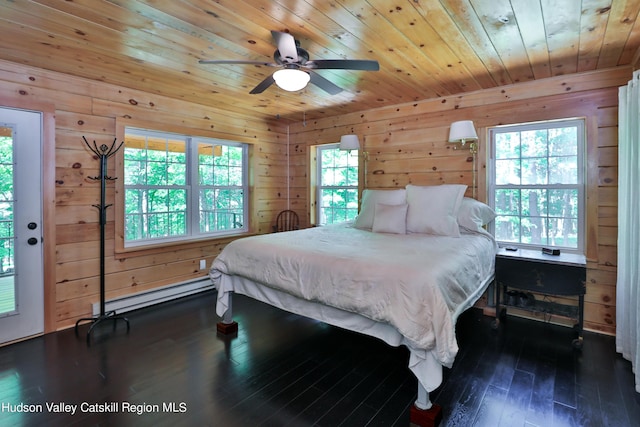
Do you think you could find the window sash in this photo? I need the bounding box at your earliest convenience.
[123,128,248,247]
[488,119,585,253]
[316,144,359,225]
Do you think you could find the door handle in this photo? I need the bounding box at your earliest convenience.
[27,237,38,245]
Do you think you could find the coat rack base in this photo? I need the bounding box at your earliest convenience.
[75,310,130,344]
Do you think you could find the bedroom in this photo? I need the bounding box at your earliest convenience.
[0,0,638,425]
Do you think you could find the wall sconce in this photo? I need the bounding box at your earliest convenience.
[448,120,479,198]
[448,120,478,154]
[339,134,361,152]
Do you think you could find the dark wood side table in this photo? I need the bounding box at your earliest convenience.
[493,247,587,349]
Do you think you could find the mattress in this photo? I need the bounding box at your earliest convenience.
[210,223,496,392]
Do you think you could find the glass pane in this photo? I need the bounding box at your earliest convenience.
[0,133,16,314]
[521,158,548,185]
[521,189,547,217]
[521,129,548,158]
[521,215,546,245]
[148,189,168,212]
[125,189,142,213]
[124,158,146,185]
[549,127,577,156]
[0,132,15,315]
[199,163,213,185]
[492,122,582,249]
[169,212,186,236]
[321,149,335,167]
[494,189,520,215]
[494,216,520,243]
[318,146,358,225]
[125,213,142,241]
[228,166,243,186]
[214,169,229,186]
[168,189,187,212]
[548,189,577,217]
[495,132,520,159]
[125,130,246,242]
[168,163,186,186]
[495,159,520,185]
[228,146,243,167]
[549,156,578,184]
[548,218,578,248]
[322,168,336,186]
[199,188,243,232]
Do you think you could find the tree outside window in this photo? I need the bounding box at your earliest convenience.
[489,119,585,252]
[123,128,247,247]
[0,136,14,276]
[316,144,359,225]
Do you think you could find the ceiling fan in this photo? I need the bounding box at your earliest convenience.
[199,31,379,95]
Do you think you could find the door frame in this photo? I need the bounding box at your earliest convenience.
[2,95,56,336]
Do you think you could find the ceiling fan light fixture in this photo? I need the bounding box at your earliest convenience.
[273,68,310,92]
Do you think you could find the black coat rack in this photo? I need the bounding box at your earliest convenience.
[75,137,130,343]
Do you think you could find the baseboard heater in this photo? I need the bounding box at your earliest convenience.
[92,278,214,316]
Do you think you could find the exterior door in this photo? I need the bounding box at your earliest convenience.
[0,107,44,344]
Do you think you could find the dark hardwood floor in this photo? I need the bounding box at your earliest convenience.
[0,290,638,427]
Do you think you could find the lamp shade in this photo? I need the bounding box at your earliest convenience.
[273,68,311,92]
[448,120,478,143]
[339,134,360,151]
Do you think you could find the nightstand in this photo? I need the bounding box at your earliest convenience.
[493,247,587,349]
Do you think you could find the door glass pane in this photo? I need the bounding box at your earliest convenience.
[0,127,15,315]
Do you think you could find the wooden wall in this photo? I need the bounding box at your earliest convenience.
[288,67,630,336]
[0,57,629,336]
[0,60,289,331]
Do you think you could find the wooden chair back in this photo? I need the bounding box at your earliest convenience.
[273,210,300,232]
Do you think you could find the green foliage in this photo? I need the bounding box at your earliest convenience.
[123,133,246,242]
[0,137,14,273]
[493,124,581,248]
[318,147,359,225]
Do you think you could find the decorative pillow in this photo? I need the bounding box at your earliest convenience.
[372,203,408,234]
[457,197,496,233]
[354,189,407,230]
[405,184,467,236]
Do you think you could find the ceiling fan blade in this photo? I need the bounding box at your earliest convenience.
[199,59,278,67]
[309,72,343,95]
[249,74,276,94]
[271,31,299,63]
[304,59,380,71]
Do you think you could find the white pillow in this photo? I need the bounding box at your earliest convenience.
[354,189,407,230]
[457,198,496,232]
[372,203,408,234]
[405,184,467,236]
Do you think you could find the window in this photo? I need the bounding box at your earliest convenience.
[316,143,359,225]
[488,119,585,253]
[123,128,248,247]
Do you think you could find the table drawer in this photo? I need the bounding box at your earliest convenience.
[496,257,586,296]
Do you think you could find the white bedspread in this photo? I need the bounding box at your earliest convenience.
[210,223,496,372]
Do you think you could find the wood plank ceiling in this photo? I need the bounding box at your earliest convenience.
[1,0,639,122]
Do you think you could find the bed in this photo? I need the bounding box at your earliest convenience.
[209,186,497,426]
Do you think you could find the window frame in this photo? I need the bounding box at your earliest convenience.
[487,118,586,254]
[116,125,249,251]
[314,143,360,226]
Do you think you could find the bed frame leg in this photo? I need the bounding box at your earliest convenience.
[410,383,442,426]
[216,295,238,335]
[216,321,238,334]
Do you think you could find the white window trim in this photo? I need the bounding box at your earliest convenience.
[487,118,585,254]
[315,143,359,226]
[122,127,248,249]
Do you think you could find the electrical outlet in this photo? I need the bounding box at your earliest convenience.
[199,259,207,270]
